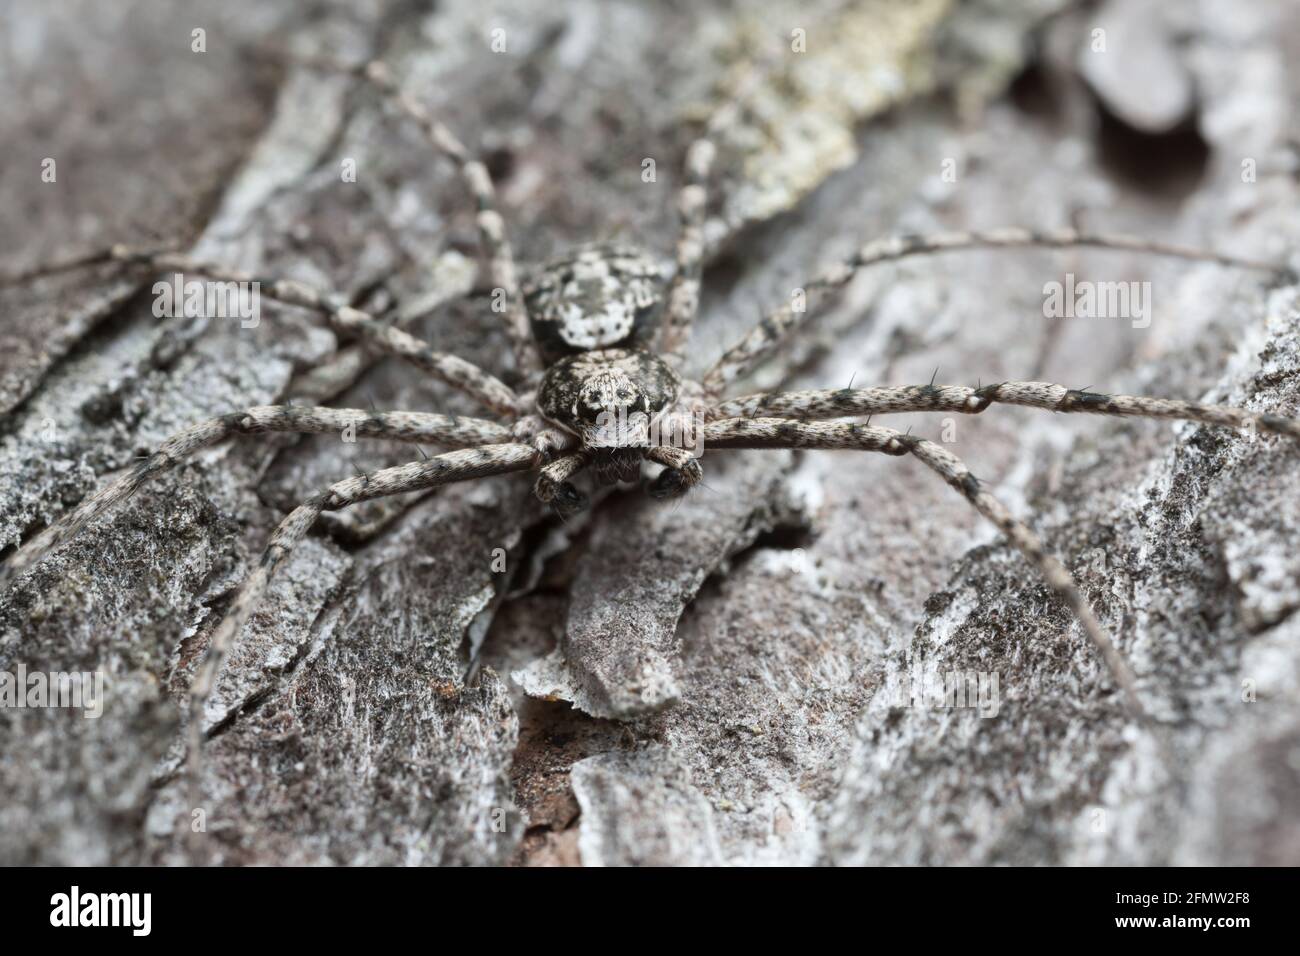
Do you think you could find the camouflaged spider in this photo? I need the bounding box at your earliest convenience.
[2,56,1297,829]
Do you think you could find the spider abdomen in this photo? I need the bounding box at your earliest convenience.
[524,243,666,364]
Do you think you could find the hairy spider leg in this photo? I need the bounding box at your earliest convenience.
[353,58,539,377]
[711,381,1300,440]
[184,442,540,859]
[0,406,511,587]
[702,228,1290,394]
[703,416,1147,722]
[0,247,520,415]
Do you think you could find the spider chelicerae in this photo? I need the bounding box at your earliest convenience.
[2,56,1297,830]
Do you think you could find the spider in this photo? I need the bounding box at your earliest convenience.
[2,56,1297,843]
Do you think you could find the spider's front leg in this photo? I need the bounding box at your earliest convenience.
[0,248,521,416]
[711,381,1300,440]
[701,229,1290,395]
[703,416,1146,723]
[643,445,704,499]
[511,412,576,458]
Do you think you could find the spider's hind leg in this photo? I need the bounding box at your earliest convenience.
[322,56,540,377]
[0,247,520,415]
[659,137,716,367]
[184,442,540,859]
[0,406,510,587]
[657,55,787,368]
[704,416,1148,724]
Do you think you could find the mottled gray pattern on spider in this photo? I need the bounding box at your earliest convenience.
[522,244,698,504]
[2,53,1297,852]
[524,243,666,363]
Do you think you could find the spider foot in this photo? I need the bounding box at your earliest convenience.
[534,472,589,518]
[551,481,589,518]
[646,459,703,500]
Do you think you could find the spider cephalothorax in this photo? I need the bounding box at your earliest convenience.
[536,347,681,484]
[523,243,666,364]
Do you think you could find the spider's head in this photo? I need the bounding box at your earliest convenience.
[524,243,667,365]
[537,348,680,466]
[573,367,653,447]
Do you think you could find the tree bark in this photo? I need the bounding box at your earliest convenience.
[2,0,1298,866]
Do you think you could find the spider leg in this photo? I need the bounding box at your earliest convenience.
[657,58,780,367]
[703,417,1146,722]
[533,450,593,518]
[352,60,539,377]
[659,138,716,365]
[511,413,577,458]
[644,444,704,499]
[701,228,1290,394]
[0,406,511,586]
[184,442,539,857]
[710,382,1300,440]
[291,256,474,403]
[325,417,577,545]
[0,248,519,415]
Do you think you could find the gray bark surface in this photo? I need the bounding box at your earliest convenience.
[1,0,1298,865]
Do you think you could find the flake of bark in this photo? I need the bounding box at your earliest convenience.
[513,453,799,719]
[571,747,726,866]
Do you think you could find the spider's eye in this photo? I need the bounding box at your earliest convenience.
[616,389,632,402]
[576,389,605,421]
